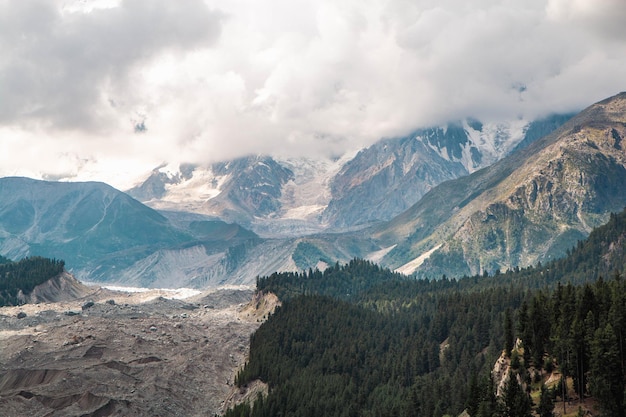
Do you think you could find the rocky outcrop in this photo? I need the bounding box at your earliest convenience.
[492,352,511,397]
[18,272,94,304]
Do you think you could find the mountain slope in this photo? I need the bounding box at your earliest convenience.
[0,177,191,272]
[323,116,572,228]
[127,156,295,227]
[128,117,571,233]
[375,92,626,277]
[0,178,266,286]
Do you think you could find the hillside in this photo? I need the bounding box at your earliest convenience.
[0,256,66,306]
[227,206,626,417]
[374,92,626,277]
[0,178,268,287]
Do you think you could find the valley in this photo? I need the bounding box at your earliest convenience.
[2,2,625,416]
[0,93,624,417]
[0,282,275,416]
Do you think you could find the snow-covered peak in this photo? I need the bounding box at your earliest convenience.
[418,119,529,174]
[275,154,353,221]
[463,119,528,169]
[159,168,230,203]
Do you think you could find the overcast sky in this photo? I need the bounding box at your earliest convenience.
[1,0,625,189]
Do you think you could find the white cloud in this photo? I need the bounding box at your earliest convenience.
[0,0,625,188]
[546,0,626,39]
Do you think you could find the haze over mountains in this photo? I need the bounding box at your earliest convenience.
[128,115,573,233]
[1,93,625,287]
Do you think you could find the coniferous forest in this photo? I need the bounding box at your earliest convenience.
[0,256,65,306]
[225,208,626,417]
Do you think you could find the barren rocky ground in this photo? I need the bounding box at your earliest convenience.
[0,283,275,416]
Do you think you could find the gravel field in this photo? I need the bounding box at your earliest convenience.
[0,283,274,417]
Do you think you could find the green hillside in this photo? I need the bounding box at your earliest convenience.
[0,256,65,306]
[227,207,626,417]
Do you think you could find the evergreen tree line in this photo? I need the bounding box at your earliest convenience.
[0,256,65,306]
[231,264,530,417]
[225,208,626,417]
[467,273,626,417]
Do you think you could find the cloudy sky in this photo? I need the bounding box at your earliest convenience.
[0,0,625,189]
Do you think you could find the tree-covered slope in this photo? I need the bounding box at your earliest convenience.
[0,256,65,306]
[227,206,626,417]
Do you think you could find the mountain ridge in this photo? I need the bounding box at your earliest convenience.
[0,177,269,287]
[128,116,571,233]
[377,91,626,277]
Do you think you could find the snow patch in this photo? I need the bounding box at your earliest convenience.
[275,154,352,221]
[366,245,397,264]
[282,204,326,220]
[100,285,201,300]
[420,131,452,162]
[464,119,529,167]
[394,244,442,275]
[162,169,230,202]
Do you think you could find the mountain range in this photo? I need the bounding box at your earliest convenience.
[127,116,573,233]
[0,178,261,287]
[374,92,626,277]
[2,93,625,287]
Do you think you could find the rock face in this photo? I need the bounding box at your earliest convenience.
[321,128,470,228]
[127,156,295,227]
[375,92,626,277]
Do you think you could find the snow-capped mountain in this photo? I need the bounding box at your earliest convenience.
[128,156,294,223]
[127,154,352,236]
[322,115,575,228]
[128,115,571,234]
[373,92,626,278]
[0,110,585,288]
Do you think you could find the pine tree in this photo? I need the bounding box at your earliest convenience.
[537,384,555,417]
[504,308,514,357]
[590,324,625,417]
[517,301,531,364]
[466,373,481,417]
[497,371,532,417]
